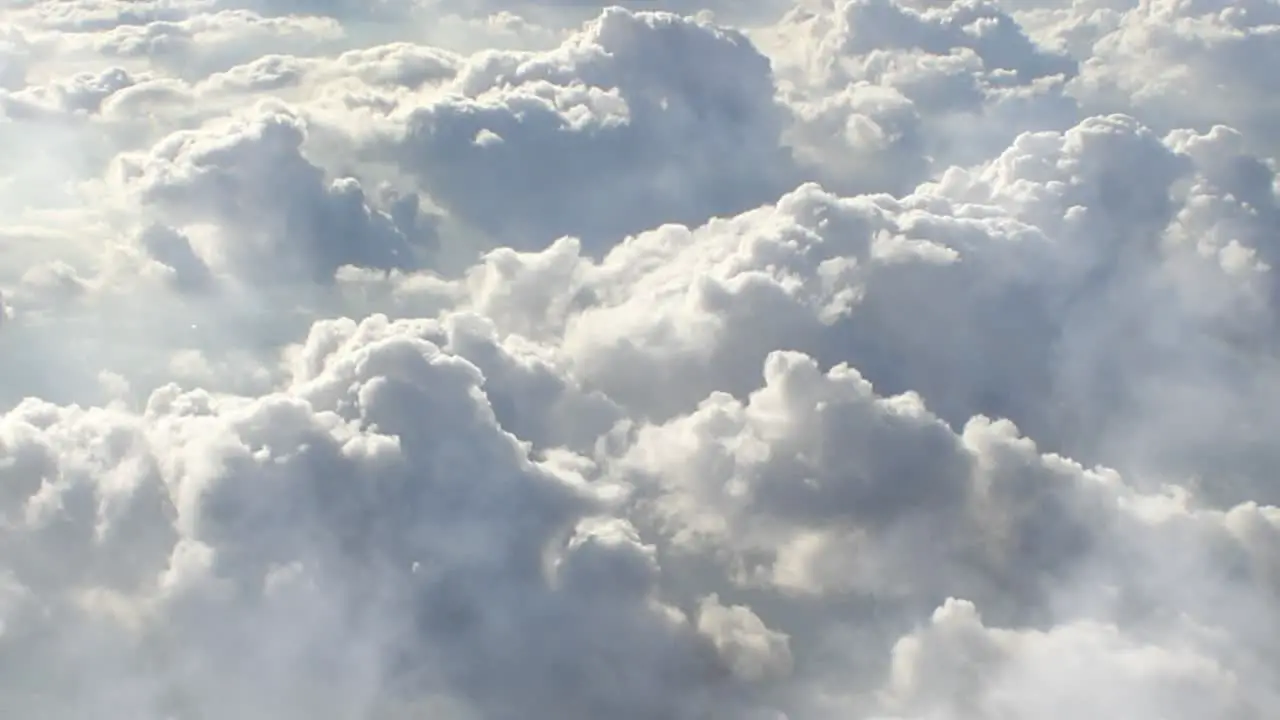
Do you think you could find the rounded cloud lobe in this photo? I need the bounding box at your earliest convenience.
[3,0,1280,718]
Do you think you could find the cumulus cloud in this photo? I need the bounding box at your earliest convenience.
[378,8,797,251]
[3,0,1280,717]
[112,103,435,283]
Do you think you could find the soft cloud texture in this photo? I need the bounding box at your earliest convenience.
[2,0,1279,717]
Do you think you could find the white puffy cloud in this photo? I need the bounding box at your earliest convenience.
[111,103,436,283]
[375,8,798,250]
[1050,0,1280,146]
[876,598,1262,719]
[3,0,1280,716]
[759,0,1081,194]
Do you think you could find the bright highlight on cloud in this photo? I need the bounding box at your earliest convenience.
[2,0,1279,717]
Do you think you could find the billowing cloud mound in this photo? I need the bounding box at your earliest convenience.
[3,0,1280,717]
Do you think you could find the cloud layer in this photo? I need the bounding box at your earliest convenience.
[2,0,1280,717]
